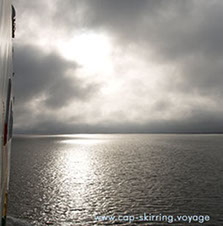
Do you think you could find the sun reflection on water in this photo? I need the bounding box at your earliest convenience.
[59,134,111,145]
[60,139,104,145]
[49,135,106,216]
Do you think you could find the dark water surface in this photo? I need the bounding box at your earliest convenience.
[7,134,223,225]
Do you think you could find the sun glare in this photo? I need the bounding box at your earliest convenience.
[57,32,113,73]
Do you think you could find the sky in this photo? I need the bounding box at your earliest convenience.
[12,0,223,134]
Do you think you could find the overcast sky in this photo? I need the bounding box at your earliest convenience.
[13,0,223,134]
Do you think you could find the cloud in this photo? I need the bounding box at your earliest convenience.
[50,0,223,97]
[13,44,98,132]
[12,0,223,133]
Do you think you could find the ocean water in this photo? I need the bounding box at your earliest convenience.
[7,134,223,225]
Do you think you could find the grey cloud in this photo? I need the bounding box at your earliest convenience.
[53,0,165,38]
[14,44,99,131]
[12,0,223,133]
[178,56,223,97]
[81,0,223,59]
[53,0,223,96]
[44,77,96,109]
[77,1,223,61]
[14,44,97,107]
[152,99,173,112]
[15,0,223,62]
[15,44,76,103]
[15,113,223,135]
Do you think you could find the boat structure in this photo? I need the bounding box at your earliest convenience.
[0,0,15,225]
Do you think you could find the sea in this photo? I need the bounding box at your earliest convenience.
[7,134,223,225]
